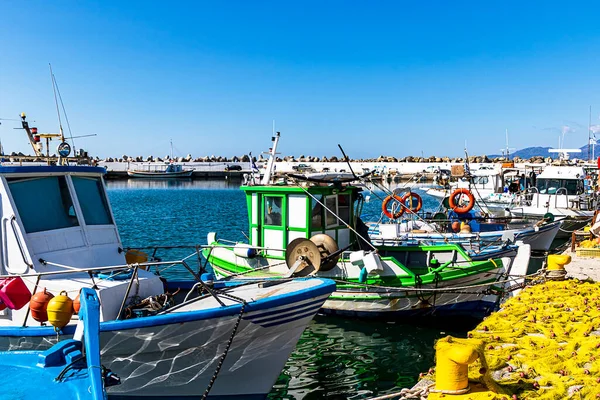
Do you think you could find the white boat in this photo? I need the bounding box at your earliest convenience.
[0,165,334,398]
[425,166,528,212]
[127,162,193,178]
[368,218,562,252]
[505,164,598,237]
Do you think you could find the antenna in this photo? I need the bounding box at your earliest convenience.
[588,106,592,161]
[49,64,64,142]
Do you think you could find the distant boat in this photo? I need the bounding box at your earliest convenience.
[128,139,194,178]
[127,162,193,178]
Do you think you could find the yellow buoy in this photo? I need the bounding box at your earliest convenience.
[46,290,74,329]
[125,249,148,270]
[434,336,481,394]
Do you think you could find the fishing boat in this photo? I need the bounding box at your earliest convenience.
[127,140,194,178]
[127,161,193,178]
[368,193,562,252]
[0,287,116,400]
[0,164,335,398]
[505,160,598,238]
[204,133,532,318]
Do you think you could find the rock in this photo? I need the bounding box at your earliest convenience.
[329,156,338,162]
[241,155,250,162]
[322,157,329,162]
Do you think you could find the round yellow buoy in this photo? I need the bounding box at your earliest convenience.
[46,290,74,329]
[434,336,481,394]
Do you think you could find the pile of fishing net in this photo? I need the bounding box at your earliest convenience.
[426,279,600,399]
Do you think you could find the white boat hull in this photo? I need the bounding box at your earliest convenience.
[127,170,193,178]
[0,279,333,398]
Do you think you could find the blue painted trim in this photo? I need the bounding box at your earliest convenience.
[260,308,323,328]
[244,297,326,320]
[0,278,335,337]
[0,165,106,174]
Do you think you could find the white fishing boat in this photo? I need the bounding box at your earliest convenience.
[505,159,598,238]
[127,162,193,178]
[0,164,334,399]
[127,140,194,178]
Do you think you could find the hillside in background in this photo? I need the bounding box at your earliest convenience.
[488,144,598,160]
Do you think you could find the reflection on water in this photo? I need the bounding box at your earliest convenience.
[106,178,242,190]
[270,315,474,399]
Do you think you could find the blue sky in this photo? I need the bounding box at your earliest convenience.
[2,1,600,159]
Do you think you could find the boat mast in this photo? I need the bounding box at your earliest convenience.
[261,131,280,185]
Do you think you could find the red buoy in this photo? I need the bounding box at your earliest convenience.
[29,288,54,323]
[73,293,80,315]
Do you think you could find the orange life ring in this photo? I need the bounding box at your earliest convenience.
[401,192,422,213]
[449,188,475,213]
[382,194,405,219]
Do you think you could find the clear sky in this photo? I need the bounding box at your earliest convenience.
[1,1,600,159]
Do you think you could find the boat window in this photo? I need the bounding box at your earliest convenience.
[72,176,113,225]
[536,179,580,195]
[325,196,338,227]
[264,196,283,226]
[311,195,323,229]
[474,176,489,185]
[338,194,351,224]
[8,176,79,233]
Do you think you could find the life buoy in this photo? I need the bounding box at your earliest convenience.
[401,192,422,213]
[449,188,475,213]
[382,194,404,219]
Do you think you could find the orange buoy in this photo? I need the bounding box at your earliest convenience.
[382,194,405,219]
[449,188,475,213]
[401,192,422,213]
[29,288,54,323]
[73,293,80,315]
[46,290,73,329]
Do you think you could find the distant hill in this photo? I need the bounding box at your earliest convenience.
[488,144,596,160]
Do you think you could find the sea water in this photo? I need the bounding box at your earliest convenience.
[106,179,475,399]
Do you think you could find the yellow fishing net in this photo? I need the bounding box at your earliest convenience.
[427,280,600,399]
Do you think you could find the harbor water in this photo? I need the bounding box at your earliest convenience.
[105,179,529,399]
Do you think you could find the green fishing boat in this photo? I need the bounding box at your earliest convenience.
[203,132,531,318]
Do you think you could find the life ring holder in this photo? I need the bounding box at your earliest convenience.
[382,194,405,219]
[448,188,475,213]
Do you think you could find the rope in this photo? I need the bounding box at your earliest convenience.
[200,301,247,400]
[367,383,434,400]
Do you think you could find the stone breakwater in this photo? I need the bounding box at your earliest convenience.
[3,151,580,165]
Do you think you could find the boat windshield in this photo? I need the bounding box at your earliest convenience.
[472,176,489,185]
[72,176,113,225]
[536,178,582,195]
[8,176,79,233]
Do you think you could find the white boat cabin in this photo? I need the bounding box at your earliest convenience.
[241,185,361,257]
[0,166,163,324]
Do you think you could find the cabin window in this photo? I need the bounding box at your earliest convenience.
[311,195,323,229]
[72,177,113,225]
[8,176,79,233]
[338,194,351,224]
[325,195,338,227]
[264,196,283,226]
[536,179,581,195]
[474,176,489,185]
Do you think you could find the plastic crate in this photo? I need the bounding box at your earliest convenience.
[576,247,600,258]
